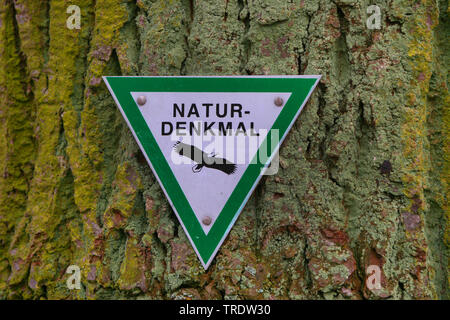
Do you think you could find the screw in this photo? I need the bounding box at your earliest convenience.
[274,97,284,107]
[202,216,212,226]
[137,95,147,106]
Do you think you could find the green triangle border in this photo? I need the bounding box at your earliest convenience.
[103,76,321,269]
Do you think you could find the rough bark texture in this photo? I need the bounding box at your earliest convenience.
[0,0,448,300]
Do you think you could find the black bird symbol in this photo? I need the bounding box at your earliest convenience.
[173,141,237,175]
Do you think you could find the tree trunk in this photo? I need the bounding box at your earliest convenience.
[0,0,448,300]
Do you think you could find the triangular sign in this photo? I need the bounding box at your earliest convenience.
[103,76,321,269]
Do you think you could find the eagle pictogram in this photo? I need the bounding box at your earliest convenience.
[173,141,237,175]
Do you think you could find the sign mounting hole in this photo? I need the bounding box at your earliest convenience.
[137,95,147,106]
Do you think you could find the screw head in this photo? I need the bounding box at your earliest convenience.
[202,216,212,226]
[274,97,284,107]
[137,95,147,106]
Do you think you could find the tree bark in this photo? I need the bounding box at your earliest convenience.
[0,0,448,299]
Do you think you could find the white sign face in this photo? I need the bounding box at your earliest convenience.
[104,76,321,268]
[131,92,291,234]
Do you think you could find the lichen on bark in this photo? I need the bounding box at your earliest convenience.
[0,0,448,299]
